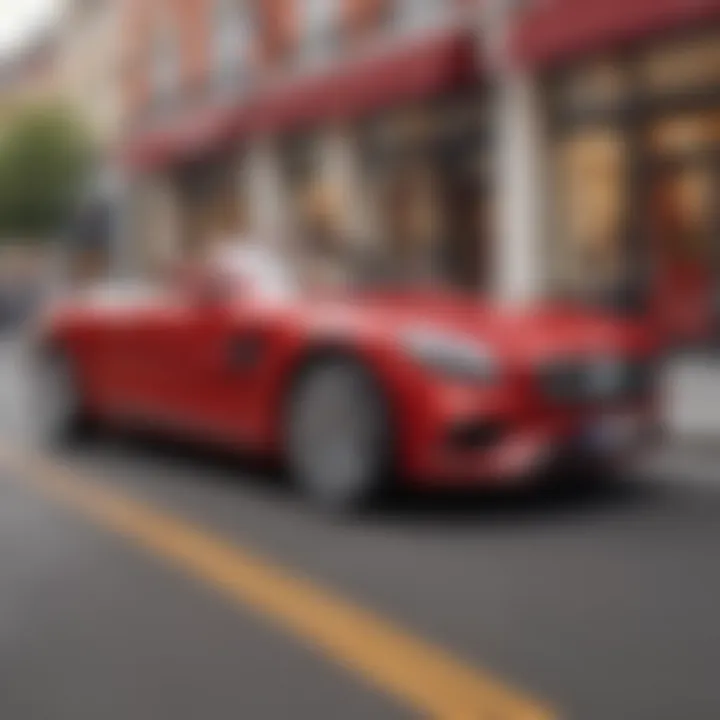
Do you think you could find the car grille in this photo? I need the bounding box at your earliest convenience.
[539,357,653,405]
[446,420,506,452]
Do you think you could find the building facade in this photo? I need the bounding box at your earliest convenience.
[0,32,62,124]
[120,0,720,348]
[120,0,487,285]
[60,0,125,149]
[58,0,127,281]
[512,0,720,346]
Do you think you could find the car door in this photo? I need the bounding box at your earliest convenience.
[68,288,156,418]
[166,296,268,444]
[103,291,190,423]
[79,282,256,438]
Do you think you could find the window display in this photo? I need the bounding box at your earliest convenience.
[640,34,720,96]
[360,95,487,288]
[549,32,720,345]
[552,128,628,299]
[646,111,720,343]
[553,59,628,119]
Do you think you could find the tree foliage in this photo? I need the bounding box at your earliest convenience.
[0,106,93,242]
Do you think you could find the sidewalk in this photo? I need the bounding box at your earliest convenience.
[642,357,720,489]
[639,443,720,490]
[662,356,720,441]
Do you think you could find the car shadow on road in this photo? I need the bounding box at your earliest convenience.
[65,429,669,530]
[366,477,664,530]
[73,429,291,494]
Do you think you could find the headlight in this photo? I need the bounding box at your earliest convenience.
[400,326,499,382]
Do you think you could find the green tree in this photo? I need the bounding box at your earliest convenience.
[0,106,93,242]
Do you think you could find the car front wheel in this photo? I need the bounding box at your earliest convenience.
[286,356,392,512]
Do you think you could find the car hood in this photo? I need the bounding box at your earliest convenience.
[302,290,654,364]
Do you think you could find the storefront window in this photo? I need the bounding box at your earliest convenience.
[550,62,630,301]
[646,111,720,343]
[279,133,352,287]
[552,128,628,300]
[649,111,720,155]
[376,159,441,277]
[360,96,487,289]
[281,133,324,235]
[553,59,628,121]
[640,34,720,97]
[549,31,720,345]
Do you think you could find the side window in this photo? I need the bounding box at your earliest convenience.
[212,0,253,95]
[299,0,340,67]
[392,0,447,33]
[151,18,180,106]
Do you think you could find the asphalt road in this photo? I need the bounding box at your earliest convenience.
[1,336,719,719]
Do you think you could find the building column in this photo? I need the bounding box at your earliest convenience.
[485,1,546,306]
[494,72,545,305]
[244,138,288,247]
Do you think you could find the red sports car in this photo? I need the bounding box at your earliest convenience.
[34,246,659,510]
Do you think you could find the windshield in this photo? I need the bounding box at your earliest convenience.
[208,244,300,300]
[207,241,458,298]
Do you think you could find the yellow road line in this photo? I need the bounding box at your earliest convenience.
[0,446,557,720]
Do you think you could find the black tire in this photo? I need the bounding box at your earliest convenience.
[34,350,94,447]
[285,355,393,513]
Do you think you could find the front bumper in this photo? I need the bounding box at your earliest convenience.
[403,386,659,489]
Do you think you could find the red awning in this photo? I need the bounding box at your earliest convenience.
[124,29,478,171]
[123,106,232,171]
[513,0,720,67]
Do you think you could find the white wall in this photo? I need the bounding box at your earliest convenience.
[494,72,546,305]
[484,0,546,306]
